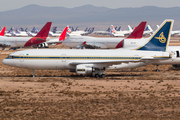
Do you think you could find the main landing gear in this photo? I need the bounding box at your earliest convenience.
[92,68,106,78]
[32,69,35,77]
[155,65,159,72]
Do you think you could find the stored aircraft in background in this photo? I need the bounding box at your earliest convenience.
[67,26,89,36]
[26,26,39,37]
[49,26,62,37]
[12,28,29,37]
[63,21,147,49]
[110,25,133,37]
[2,20,173,78]
[4,27,14,37]
[51,26,62,34]
[93,27,111,35]
[143,25,153,36]
[0,22,52,50]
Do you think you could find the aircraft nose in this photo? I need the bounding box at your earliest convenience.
[2,59,8,65]
[2,59,11,66]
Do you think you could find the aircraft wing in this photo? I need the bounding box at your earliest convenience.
[69,56,170,67]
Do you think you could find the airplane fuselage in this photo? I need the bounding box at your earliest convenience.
[2,49,170,71]
[0,36,33,47]
[64,36,124,49]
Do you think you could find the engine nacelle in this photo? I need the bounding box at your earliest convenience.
[36,42,49,48]
[76,45,83,49]
[76,64,93,75]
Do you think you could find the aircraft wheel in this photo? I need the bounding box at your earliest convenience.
[101,74,106,78]
[95,74,99,78]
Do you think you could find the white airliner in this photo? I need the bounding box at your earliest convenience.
[26,26,39,37]
[0,22,52,50]
[143,25,153,35]
[67,26,87,36]
[2,20,173,78]
[93,27,111,35]
[12,28,29,37]
[63,22,147,49]
[110,25,133,37]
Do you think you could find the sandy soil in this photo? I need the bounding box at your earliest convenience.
[0,40,180,119]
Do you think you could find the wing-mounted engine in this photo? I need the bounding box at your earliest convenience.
[33,42,49,48]
[76,64,93,75]
[74,64,106,78]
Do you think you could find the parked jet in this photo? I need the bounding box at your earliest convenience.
[34,27,68,48]
[27,26,39,37]
[143,25,153,35]
[67,26,87,36]
[51,26,62,34]
[4,27,14,37]
[0,22,52,50]
[12,28,29,37]
[110,25,133,37]
[63,22,146,49]
[2,20,173,78]
[93,27,111,35]
[49,26,62,37]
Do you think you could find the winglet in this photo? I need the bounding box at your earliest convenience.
[35,22,52,37]
[0,27,6,36]
[136,19,174,52]
[126,21,146,39]
[59,27,68,41]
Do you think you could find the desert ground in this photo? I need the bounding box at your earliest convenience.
[0,36,180,119]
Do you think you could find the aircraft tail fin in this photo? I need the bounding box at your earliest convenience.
[67,26,71,33]
[107,27,110,32]
[117,26,121,31]
[136,19,174,52]
[59,27,68,41]
[0,27,6,36]
[111,25,116,33]
[35,22,52,38]
[128,25,133,32]
[126,21,146,39]
[75,27,78,31]
[52,26,57,33]
[156,25,160,29]
[147,25,153,32]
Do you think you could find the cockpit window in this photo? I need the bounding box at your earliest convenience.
[6,55,14,59]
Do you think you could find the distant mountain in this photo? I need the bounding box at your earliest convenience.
[0,4,180,29]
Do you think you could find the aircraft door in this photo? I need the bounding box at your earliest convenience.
[19,54,24,62]
[176,51,179,57]
[61,54,66,62]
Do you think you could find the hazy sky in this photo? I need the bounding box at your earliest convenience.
[1,0,180,12]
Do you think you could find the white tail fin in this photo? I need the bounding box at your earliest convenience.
[128,25,133,32]
[147,25,153,32]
